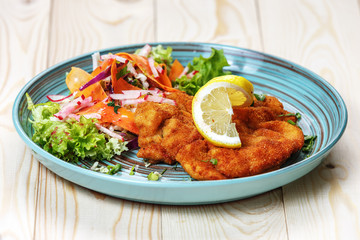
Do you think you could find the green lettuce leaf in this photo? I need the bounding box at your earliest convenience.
[150,45,173,68]
[175,48,231,95]
[136,45,173,73]
[27,94,128,163]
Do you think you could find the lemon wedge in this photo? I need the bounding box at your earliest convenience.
[192,75,254,148]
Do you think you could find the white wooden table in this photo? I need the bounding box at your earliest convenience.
[1,0,359,239]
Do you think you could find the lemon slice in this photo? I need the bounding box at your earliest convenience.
[205,75,254,107]
[192,75,254,148]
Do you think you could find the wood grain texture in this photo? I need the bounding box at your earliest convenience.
[0,0,50,239]
[162,190,287,240]
[156,0,263,50]
[48,0,155,64]
[34,0,161,239]
[34,171,161,239]
[258,0,360,239]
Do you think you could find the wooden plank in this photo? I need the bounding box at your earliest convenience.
[34,0,160,239]
[156,1,288,239]
[0,0,51,239]
[35,175,161,239]
[161,190,287,240]
[156,0,263,51]
[47,0,156,64]
[258,0,360,239]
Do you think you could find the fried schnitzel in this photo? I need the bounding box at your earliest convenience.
[134,92,201,165]
[134,93,304,180]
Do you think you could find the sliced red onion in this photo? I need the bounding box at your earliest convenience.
[67,113,127,142]
[67,113,101,121]
[136,73,147,82]
[101,54,127,63]
[148,58,159,78]
[144,95,176,105]
[79,66,111,91]
[137,44,152,57]
[95,123,124,141]
[178,66,189,78]
[83,113,101,119]
[161,98,176,105]
[126,62,137,76]
[110,91,142,100]
[54,96,93,120]
[123,89,162,95]
[187,70,199,79]
[144,94,161,102]
[121,98,146,106]
[92,52,101,70]
[126,137,139,150]
[135,73,149,89]
[156,65,164,74]
[47,93,75,103]
[74,101,95,112]
[110,89,163,100]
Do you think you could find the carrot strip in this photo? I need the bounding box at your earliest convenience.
[169,59,184,81]
[116,52,179,92]
[111,60,141,93]
[65,67,107,101]
[91,59,113,77]
[158,64,172,87]
[77,101,139,134]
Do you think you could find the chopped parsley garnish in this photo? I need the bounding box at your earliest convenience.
[254,93,266,101]
[129,78,142,88]
[210,158,218,165]
[201,158,218,165]
[91,162,122,175]
[107,100,121,114]
[147,172,160,181]
[107,100,115,107]
[173,162,179,170]
[147,168,167,181]
[107,164,122,175]
[279,112,302,120]
[302,135,317,152]
[116,66,129,79]
[287,120,296,125]
[129,165,136,175]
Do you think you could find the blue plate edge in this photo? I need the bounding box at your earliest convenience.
[12,42,348,204]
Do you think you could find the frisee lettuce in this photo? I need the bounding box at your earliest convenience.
[26,93,128,163]
[135,45,173,72]
[175,48,231,95]
[150,45,173,69]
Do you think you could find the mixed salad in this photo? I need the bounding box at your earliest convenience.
[27,44,231,175]
[27,44,316,177]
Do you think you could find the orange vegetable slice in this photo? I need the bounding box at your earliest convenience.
[91,59,113,77]
[65,67,107,101]
[116,53,179,92]
[77,101,139,134]
[111,60,141,93]
[169,59,184,81]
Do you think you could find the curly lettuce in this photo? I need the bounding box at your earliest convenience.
[135,45,173,73]
[175,48,231,95]
[150,45,173,68]
[26,93,127,163]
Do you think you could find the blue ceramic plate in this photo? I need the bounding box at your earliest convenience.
[13,42,347,205]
